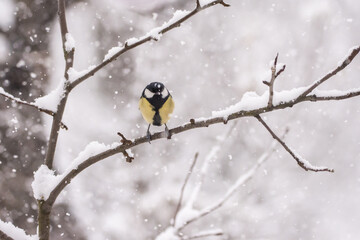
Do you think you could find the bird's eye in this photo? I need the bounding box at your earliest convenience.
[144,89,155,98]
[161,88,169,98]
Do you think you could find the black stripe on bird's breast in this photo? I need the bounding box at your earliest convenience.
[147,95,170,111]
[153,111,162,126]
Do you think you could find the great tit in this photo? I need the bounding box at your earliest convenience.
[139,82,174,141]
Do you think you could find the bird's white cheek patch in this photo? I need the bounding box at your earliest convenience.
[162,88,169,98]
[144,89,155,98]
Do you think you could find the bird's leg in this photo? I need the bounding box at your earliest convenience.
[165,124,171,139]
[146,124,152,143]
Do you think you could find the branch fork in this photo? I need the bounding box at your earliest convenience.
[263,53,286,108]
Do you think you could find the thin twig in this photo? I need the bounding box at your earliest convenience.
[255,115,334,172]
[121,150,134,163]
[173,152,199,227]
[117,132,133,145]
[267,53,286,108]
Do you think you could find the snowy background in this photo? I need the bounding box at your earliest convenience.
[1,0,360,239]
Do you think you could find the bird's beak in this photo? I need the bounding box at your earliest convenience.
[155,92,161,95]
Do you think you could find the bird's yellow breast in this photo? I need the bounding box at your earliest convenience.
[159,96,174,124]
[139,97,155,124]
[139,96,174,125]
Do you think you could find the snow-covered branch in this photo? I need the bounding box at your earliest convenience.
[0,219,36,240]
[39,45,360,210]
[68,0,230,90]
[0,87,55,116]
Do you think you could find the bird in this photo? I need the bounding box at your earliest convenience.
[139,82,174,141]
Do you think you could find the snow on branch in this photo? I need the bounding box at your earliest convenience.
[0,219,36,240]
[69,0,230,90]
[42,45,359,211]
[32,141,120,201]
[0,87,55,115]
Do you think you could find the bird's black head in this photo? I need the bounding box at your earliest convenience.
[143,82,169,99]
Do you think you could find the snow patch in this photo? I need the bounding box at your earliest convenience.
[199,0,217,7]
[67,141,120,171]
[103,46,123,62]
[155,227,180,240]
[67,65,96,83]
[146,10,190,41]
[125,37,140,46]
[64,33,75,52]
[212,88,307,118]
[32,165,60,200]
[33,78,66,112]
[0,219,37,240]
[175,206,200,228]
[212,91,268,118]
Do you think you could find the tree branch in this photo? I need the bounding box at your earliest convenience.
[44,45,359,209]
[295,46,360,100]
[255,115,334,172]
[38,1,75,239]
[44,0,75,169]
[0,89,55,116]
[68,0,230,90]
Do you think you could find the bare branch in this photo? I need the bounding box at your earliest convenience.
[121,150,134,163]
[173,152,199,227]
[255,115,334,172]
[117,131,133,145]
[69,0,229,90]
[267,53,286,108]
[296,46,360,100]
